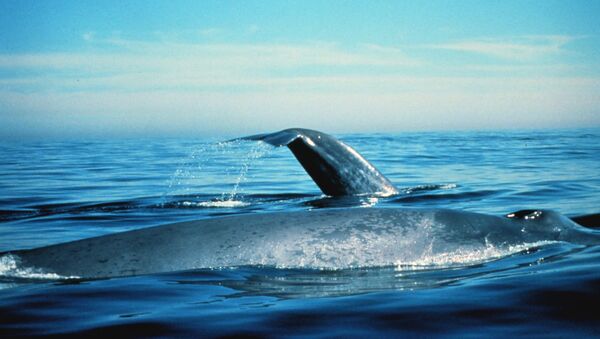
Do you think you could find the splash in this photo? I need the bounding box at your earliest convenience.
[163,140,272,208]
[226,239,560,272]
[193,200,249,208]
[219,140,271,203]
[187,210,565,272]
[0,254,79,281]
[394,241,558,270]
[403,183,458,194]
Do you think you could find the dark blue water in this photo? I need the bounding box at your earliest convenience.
[1,129,599,337]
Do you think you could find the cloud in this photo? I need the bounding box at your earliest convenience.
[0,38,582,95]
[0,39,422,93]
[199,28,222,38]
[0,36,598,138]
[82,32,95,42]
[430,35,578,60]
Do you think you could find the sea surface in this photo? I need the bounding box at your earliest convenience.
[0,129,599,337]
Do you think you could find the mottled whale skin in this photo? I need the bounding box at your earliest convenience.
[2,128,599,279]
[5,208,598,279]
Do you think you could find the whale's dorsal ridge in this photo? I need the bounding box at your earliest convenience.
[237,128,398,196]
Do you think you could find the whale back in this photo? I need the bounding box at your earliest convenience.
[5,207,597,279]
[238,128,398,196]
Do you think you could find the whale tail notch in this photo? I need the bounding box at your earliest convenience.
[236,128,398,197]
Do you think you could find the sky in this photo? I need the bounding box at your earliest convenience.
[1,0,599,139]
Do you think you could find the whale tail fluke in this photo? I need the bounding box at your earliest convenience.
[235,128,398,197]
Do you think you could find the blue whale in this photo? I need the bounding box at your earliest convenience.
[2,128,598,279]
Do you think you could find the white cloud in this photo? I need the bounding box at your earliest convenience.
[0,41,418,70]
[430,35,578,60]
[199,28,222,38]
[0,36,598,138]
[82,31,95,42]
[0,39,422,92]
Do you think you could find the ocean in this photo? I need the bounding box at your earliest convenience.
[1,129,599,337]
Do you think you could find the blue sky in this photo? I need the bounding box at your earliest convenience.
[1,1,599,139]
